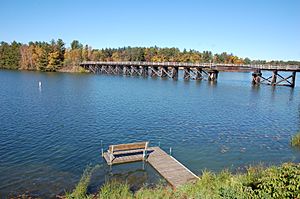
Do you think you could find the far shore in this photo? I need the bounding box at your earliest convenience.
[1,66,253,74]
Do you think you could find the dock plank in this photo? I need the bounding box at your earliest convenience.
[147,147,198,188]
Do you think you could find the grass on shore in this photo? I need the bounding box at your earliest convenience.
[291,132,300,147]
[65,163,300,199]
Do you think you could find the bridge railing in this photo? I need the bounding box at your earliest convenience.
[80,61,300,70]
[80,61,213,67]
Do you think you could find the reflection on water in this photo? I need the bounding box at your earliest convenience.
[0,70,300,198]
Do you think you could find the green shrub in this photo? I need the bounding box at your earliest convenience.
[65,163,300,199]
[65,166,93,199]
[135,185,173,199]
[255,163,300,198]
[98,180,133,199]
[65,165,101,199]
[78,66,88,73]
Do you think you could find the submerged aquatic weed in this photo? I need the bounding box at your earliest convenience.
[291,132,300,147]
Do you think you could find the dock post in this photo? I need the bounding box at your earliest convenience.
[169,147,172,156]
[101,140,104,157]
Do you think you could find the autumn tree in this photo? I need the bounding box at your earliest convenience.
[34,46,48,71]
[1,39,299,71]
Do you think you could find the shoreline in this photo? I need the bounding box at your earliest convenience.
[11,162,300,199]
[0,65,89,74]
[1,66,253,74]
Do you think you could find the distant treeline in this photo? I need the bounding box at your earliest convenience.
[0,39,299,72]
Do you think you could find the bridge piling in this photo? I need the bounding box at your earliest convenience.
[171,67,178,79]
[291,71,296,88]
[141,66,149,76]
[208,70,219,81]
[271,70,278,85]
[123,66,130,76]
[252,70,261,85]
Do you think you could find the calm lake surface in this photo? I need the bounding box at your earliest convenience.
[1,69,300,198]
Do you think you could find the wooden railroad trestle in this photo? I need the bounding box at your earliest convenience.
[81,61,300,87]
[84,64,218,81]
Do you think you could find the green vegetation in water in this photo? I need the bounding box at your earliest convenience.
[291,132,300,147]
[78,66,89,73]
[66,163,300,199]
[65,165,100,199]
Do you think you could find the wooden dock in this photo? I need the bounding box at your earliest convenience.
[147,147,199,188]
[103,145,199,188]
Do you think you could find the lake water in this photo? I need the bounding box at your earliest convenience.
[1,70,300,198]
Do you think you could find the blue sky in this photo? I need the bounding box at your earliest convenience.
[0,0,299,61]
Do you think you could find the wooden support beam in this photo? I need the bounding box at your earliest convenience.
[101,65,109,74]
[183,68,190,79]
[150,66,161,77]
[97,65,101,73]
[277,73,292,85]
[160,67,175,78]
[115,66,123,75]
[161,67,169,77]
[130,66,141,76]
[275,75,293,85]
[194,68,203,80]
[141,66,149,76]
[256,70,297,87]
[109,65,117,75]
[260,75,273,84]
[88,65,96,73]
[123,66,130,75]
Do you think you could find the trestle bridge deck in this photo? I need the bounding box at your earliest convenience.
[80,61,300,87]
